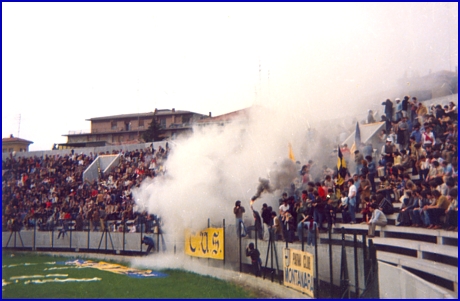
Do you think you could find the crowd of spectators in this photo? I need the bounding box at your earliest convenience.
[2,96,458,244]
[249,97,457,243]
[2,144,170,234]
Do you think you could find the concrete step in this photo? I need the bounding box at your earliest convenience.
[377,251,458,283]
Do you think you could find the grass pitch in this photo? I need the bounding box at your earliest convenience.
[2,252,258,298]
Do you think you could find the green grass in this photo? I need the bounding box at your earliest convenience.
[2,252,258,298]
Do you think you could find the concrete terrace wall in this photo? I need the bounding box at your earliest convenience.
[378,261,455,299]
[2,228,365,296]
[3,228,456,299]
[82,154,121,183]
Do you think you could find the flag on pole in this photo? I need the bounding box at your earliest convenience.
[355,122,361,151]
[288,143,295,162]
[337,145,347,186]
[350,142,356,160]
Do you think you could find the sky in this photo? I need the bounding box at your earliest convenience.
[2,2,458,152]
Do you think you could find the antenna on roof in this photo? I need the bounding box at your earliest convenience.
[267,68,270,101]
[259,59,262,101]
[16,114,21,138]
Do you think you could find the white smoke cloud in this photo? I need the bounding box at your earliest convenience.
[132,106,320,244]
[131,2,458,252]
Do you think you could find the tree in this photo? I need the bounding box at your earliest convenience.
[142,117,162,142]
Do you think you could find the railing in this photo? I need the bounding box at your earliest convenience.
[3,219,164,256]
[67,130,91,135]
[2,218,379,299]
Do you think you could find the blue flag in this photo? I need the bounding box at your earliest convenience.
[355,122,361,150]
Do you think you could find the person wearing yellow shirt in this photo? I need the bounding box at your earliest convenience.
[424,190,450,229]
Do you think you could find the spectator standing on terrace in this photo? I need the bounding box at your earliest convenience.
[261,204,272,241]
[410,124,422,144]
[234,200,247,237]
[395,98,402,121]
[367,203,387,238]
[247,204,263,240]
[352,174,361,210]
[416,102,428,124]
[388,126,397,145]
[366,156,377,193]
[270,211,283,241]
[279,192,288,206]
[402,95,409,118]
[382,98,393,122]
[445,101,457,121]
[311,190,327,231]
[359,174,371,211]
[296,191,311,241]
[378,128,388,146]
[422,125,436,148]
[367,110,376,124]
[278,197,290,236]
[381,138,396,165]
[282,210,296,243]
[323,175,334,192]
[397,117,409,150]
[324,194,336,229]
[347,179,357,224]
[409,97,418,123]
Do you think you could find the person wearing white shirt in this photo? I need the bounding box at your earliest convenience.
[422,126,436,147]
[347,179,357,223]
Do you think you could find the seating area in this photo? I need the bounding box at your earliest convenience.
[328,201,458,296]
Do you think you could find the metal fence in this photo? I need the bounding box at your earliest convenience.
[3,218,379,299]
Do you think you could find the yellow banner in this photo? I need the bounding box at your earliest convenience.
[184,227,224,260]
[283,248,315,297]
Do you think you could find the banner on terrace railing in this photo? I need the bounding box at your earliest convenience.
[283,248,314,297]
[184,227,224,260]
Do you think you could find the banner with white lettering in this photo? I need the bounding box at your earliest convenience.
[283,248,314,297]
[184,227,224,260]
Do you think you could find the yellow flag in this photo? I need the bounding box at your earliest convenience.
[350,142,356,160]
[288,143,295,162]
[337,145,347,186]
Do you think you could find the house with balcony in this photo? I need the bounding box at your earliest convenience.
[57,108,208,149]
[2,134,33,153]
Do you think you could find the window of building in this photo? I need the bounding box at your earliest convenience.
[8,148,13,152]
[160,118,166,128]
[139,119,144,127]
[2,148,6,153]
[182,115,191,124]
[111,121,117,130]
